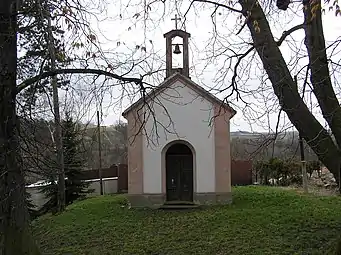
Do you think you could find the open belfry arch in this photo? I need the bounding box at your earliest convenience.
[164,14,190,78]
[122,14,236,208]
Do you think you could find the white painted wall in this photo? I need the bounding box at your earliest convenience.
[142,80,215,194]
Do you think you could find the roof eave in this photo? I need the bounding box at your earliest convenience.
[121,72,237,119]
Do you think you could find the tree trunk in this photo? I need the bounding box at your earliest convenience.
[0,0,41,253]
[303,0,341,190]
[46,9,65,212]
[238,0,341,184]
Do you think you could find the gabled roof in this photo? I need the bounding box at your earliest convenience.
[121,72,237,118]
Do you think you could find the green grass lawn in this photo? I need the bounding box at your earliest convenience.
[32,186,341,255]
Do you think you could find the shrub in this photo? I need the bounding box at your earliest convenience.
[254,158,304,186]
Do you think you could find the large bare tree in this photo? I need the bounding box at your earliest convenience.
[237,0,341,186]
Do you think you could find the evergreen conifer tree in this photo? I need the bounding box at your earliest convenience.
[25,189,39,219]
[39,113,92,214]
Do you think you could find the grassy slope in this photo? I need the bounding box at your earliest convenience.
[32,186,341,255]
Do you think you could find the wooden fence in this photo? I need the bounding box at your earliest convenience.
[231,160,253,186]
[82,163,128,193]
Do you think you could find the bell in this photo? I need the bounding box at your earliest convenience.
[173,44,181,54]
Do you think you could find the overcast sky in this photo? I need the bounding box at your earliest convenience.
[59,0,341,133]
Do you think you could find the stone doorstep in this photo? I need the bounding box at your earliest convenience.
[159,201,200,210]
[163,200,196,205]
[159,203,201,210]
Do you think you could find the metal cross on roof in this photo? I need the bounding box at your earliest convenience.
[171,14,181,30]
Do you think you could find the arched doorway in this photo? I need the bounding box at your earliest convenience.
[165,143,194,202]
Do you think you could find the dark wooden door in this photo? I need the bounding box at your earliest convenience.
[166,153,193,202]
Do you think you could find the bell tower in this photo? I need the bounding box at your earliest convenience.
[164,14,191,78]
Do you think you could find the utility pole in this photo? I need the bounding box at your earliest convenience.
[97,110,103,195]
[294,75,308,193]
[299,134,308,193]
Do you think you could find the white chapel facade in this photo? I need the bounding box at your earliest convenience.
[122,20,236,208]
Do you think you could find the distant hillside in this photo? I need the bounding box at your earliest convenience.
[230,130,299,140]
[230,130,317,161]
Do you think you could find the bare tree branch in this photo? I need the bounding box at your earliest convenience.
[277,23,304,46]
[192,0,243,14]
[17,69,143,94]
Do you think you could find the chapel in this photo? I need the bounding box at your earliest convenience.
[122,15,236,208]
